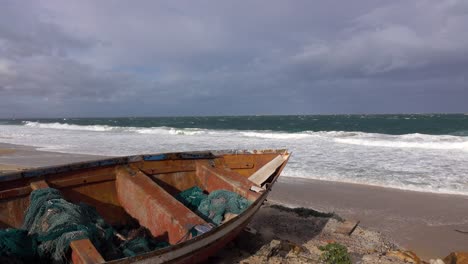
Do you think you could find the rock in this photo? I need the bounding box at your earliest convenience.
[244,226,257,235]
[362,254,408,264]
[386,250,421,263]
[443,252,468,264]
[267,240,282,258]
[257,239,312,262]
[429,259,445,264]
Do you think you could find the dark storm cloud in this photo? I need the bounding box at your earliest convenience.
[0,0,467,117]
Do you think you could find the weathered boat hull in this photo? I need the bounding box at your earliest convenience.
[0,149,290,263]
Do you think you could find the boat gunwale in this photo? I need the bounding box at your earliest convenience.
[0,149,288,182]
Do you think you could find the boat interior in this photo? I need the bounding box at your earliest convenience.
[0,150,289,263]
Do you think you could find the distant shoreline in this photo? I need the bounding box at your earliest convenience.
[1,112,467,120]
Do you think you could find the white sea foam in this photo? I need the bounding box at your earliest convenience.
[1,121,467,196]
[23,121,115,132]
[241,131,311,139]
[333,132,468,151]
[128,127,206,136]
[23,121,208,136]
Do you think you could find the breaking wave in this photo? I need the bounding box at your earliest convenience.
[23,121,115,132]
[22,121,207,136]
[332,132,468,151]
[21,121,468,151]
[0,118,466,195]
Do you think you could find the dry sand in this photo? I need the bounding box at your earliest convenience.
[1,142,466,262]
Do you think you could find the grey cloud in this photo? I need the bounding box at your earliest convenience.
[0,2,93,59]
[0,0,467,117]
[287,1,468,79]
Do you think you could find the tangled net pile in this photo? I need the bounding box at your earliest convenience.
[0,188,168,263]
[176,187,252,225]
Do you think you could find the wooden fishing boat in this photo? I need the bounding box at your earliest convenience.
[0,149,290,263]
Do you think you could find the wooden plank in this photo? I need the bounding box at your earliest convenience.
[139,160,196,175]
[0,186,31,199]
[49,172,115,188]
[224,161,254,169]
[221,153,280,177]
[115,166,206,244]
[70,239,105,264]
[150,171,199,194]
[47,167,116,188]
[196,162,261,201]
[248,155,285,186]
[335,220,360,235]
[30,180,49,190]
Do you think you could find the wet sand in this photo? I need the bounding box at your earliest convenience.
[0,142,102,169]
[1,142,466,260]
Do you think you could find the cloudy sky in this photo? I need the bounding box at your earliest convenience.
[0,0,467,117]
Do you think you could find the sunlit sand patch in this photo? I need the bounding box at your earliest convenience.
[0,148,16,155]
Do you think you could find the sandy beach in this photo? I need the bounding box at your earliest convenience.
[270,177,468,259]
[0,142,102,170]
[1,142,466,261]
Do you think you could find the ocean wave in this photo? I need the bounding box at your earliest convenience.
[131,127,206,136]
[333,132,468,151]
[21,121,468,151]
[22,121,209,136]
[23,121,115,132]
[2,120,467,196]
[450,130,468,137]
[240,131,311,139]
[242,130,468,151]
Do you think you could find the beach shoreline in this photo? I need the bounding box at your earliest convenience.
[0,142,103,171]
[1,142,466,260]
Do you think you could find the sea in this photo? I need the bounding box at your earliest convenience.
[0,114,467,195]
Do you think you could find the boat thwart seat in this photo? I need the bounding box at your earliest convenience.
[115,165,207,244]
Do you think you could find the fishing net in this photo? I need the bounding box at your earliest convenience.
[175,186,207,210]
[121,237,169,257]
[177,187,252,226]
[22,187,118,262]
[0,229,36,262]
[0,187,169,263]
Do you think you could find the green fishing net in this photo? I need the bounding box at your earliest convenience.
[0,188,169,263]
[121,237,169,257]
[175,186,207,210]
[22,188,117,261]
[0,229,36,262]
[177,187,252,226]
